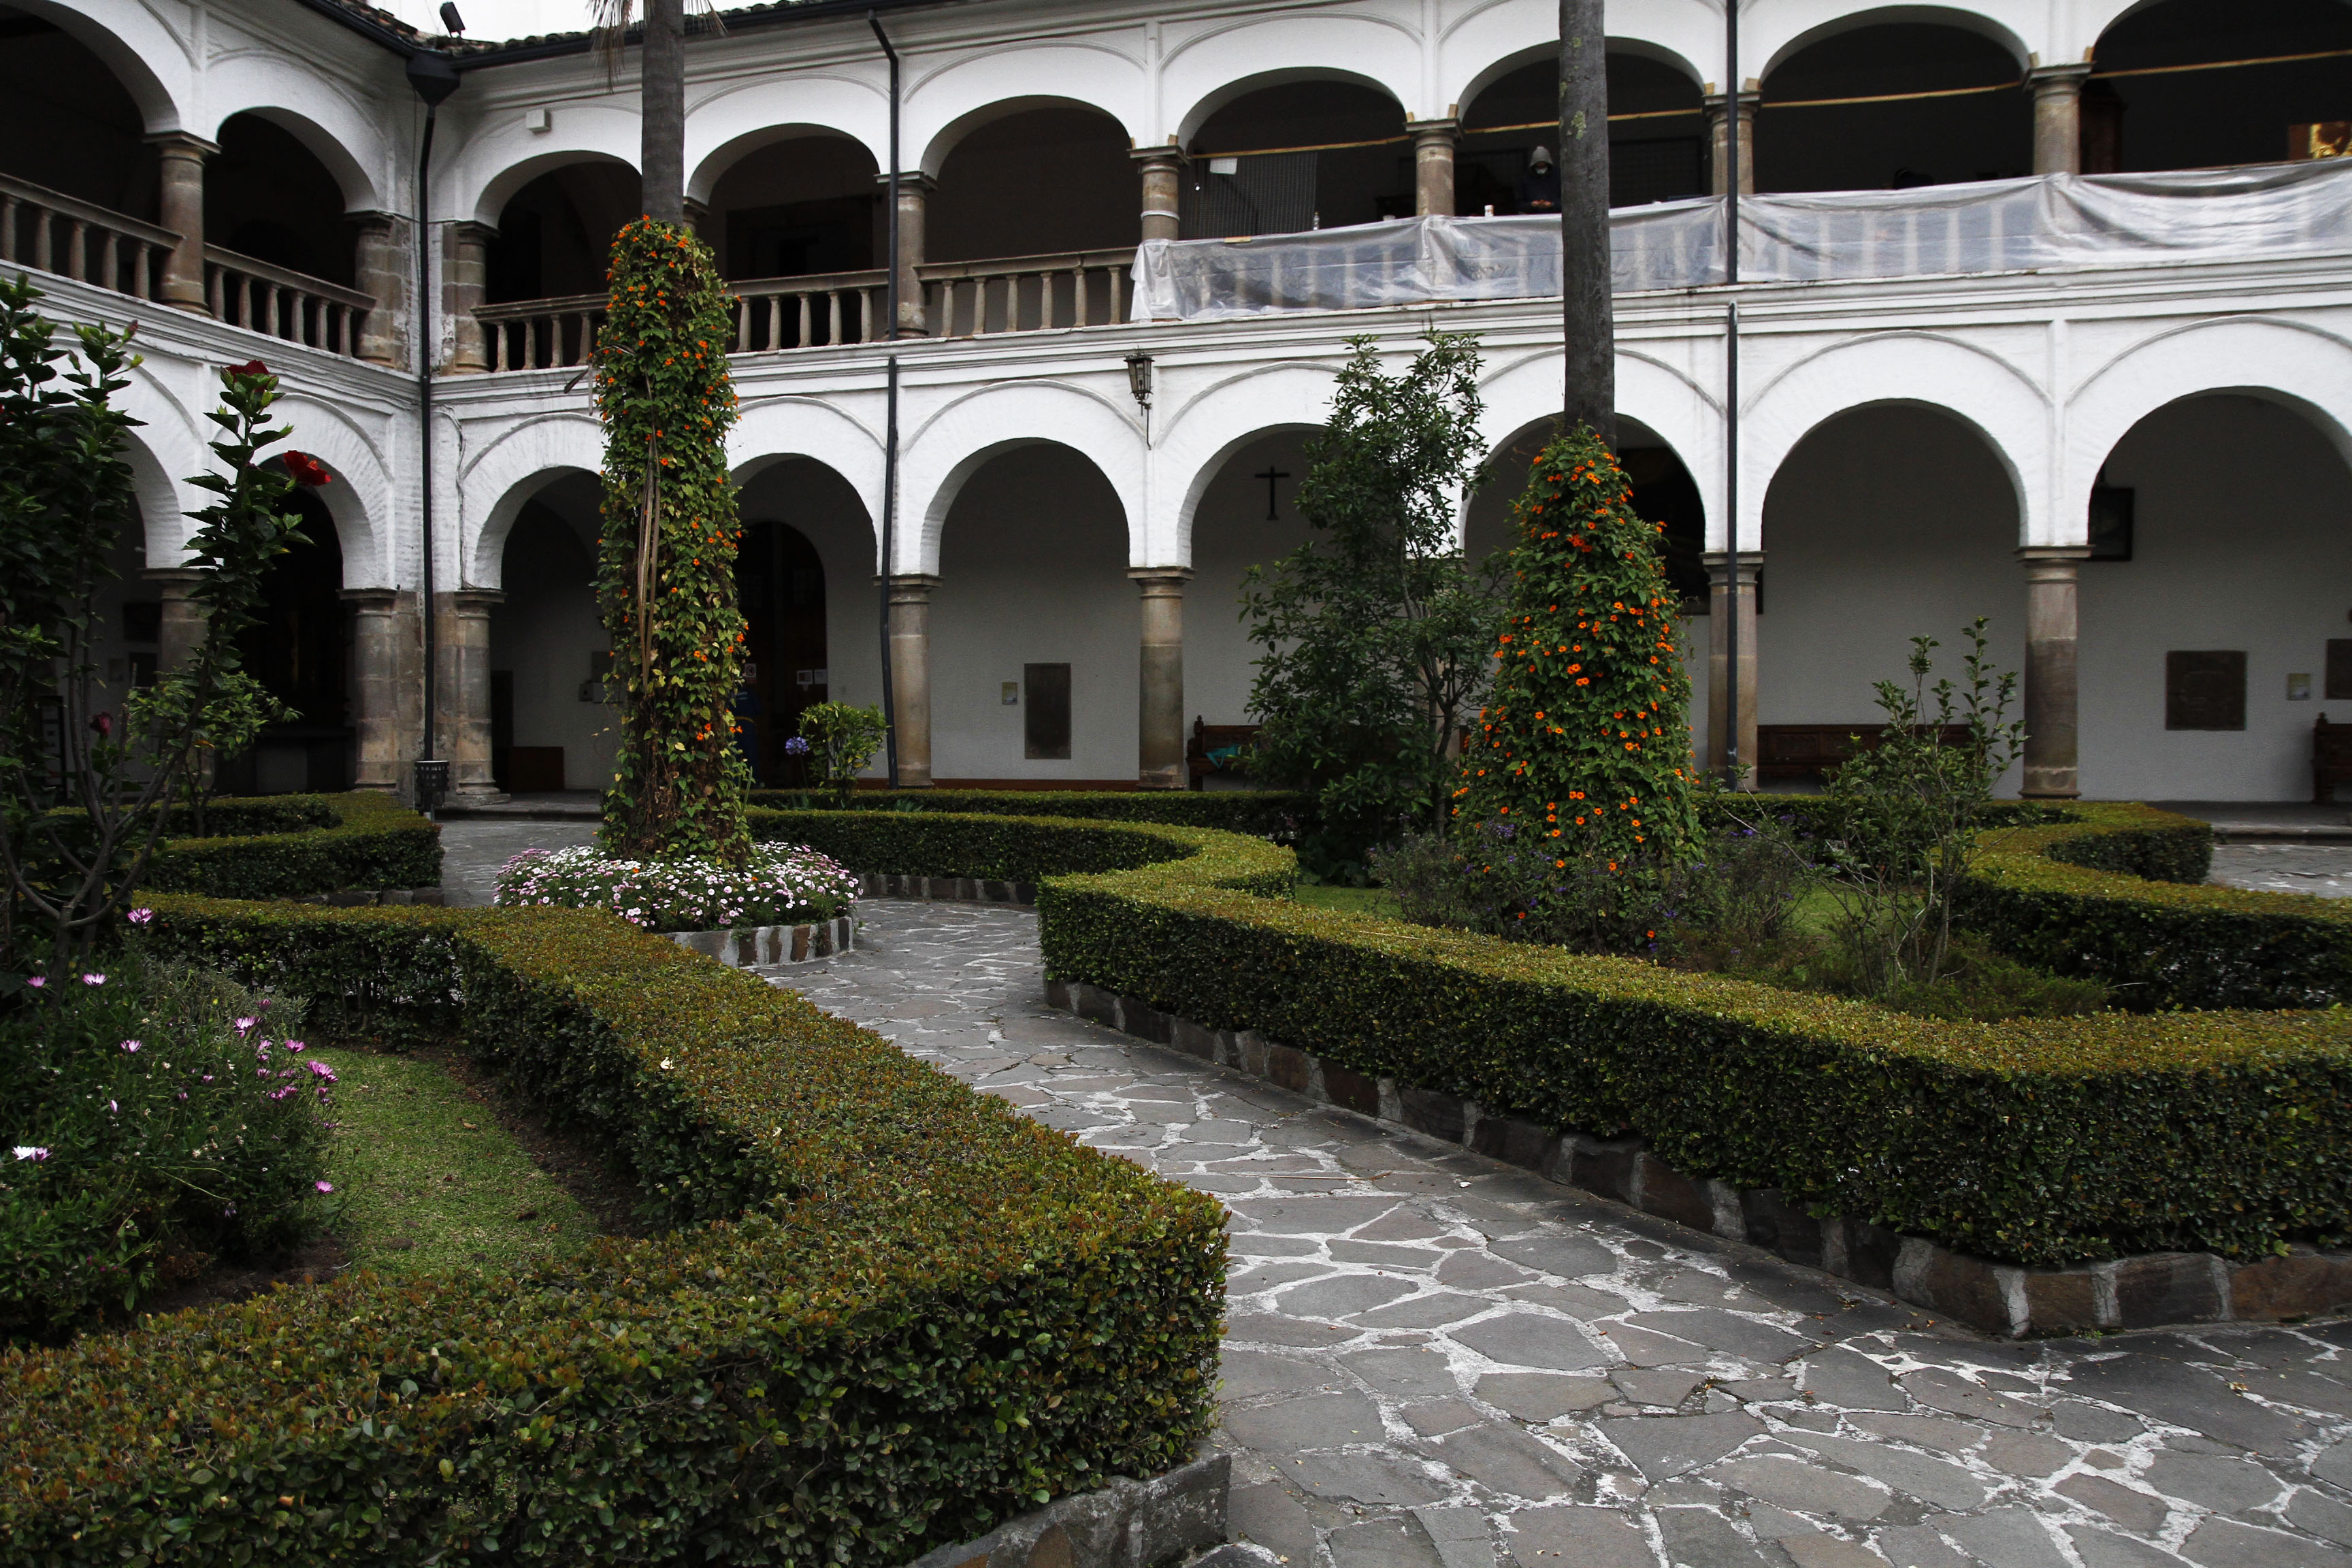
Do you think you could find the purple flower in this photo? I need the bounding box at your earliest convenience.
[234,1017,257,1033]
[120,1039,141,1054]
[12,1146,49,1162]
[82,973,105,986]
[314,1180,333,1194]
[24,976,43,990]
[127,907,154,926]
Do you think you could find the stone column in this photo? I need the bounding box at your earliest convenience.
[887,574,937,787]
[2019,547,2089,799]
[349,212,409,369]
[1703,88,1757,196]
[2029,63,2093,176]
[1703,551,1761,788]
[682,196,712,237]
[1132,146,1184,242]
[342,589,406,792]
[444,220,496,374]
[1131,568,1192,790]
[145,132,216,311]
[1407,119,1459,217]
[877,174,933,336]
[438,589,506,801]
[146,567,207,672]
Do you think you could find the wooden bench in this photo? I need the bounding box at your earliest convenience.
[2314,714,2352,803]
[1188,717,1261,789]
[1756,723,1976,781]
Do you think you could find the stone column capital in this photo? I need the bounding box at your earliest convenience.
[346,209,406,232]
[340,587,400,609]
[1130,143,1187,169]
[445,587,506,615]
[885,572,940,603]
[1405,117,1460,142]
[2017,545,2091,578]
[1700,549,1763,584]
[1701,84,1761,114]
[1128,567,1194,595]
[875,172,937,195]
[449,219,500,246]
[143,131,220,159]
[143,566,206,588]
[2027,61,2095,93]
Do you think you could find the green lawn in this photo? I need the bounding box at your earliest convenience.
[314,1047,597,1277]
[1292,883,1405,919]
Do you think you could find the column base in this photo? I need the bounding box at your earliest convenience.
[1138,764,1187,791]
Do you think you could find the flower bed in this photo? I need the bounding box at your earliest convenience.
[493,841,856,934]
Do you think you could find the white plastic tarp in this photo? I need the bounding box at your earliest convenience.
[1129,160,2352,322]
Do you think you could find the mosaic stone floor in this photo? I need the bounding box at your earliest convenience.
[767,898,2352,1568]
[2207,845,2352,900]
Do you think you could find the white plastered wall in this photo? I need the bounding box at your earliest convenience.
[2078,395,2352,802]
[487,472,617,790]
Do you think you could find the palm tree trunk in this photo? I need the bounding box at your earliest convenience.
[642,0,685,224]
[1558,0,1613,441]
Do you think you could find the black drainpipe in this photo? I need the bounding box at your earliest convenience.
[406,50,461,809]
[1721,0,1744,791]
[870,10,902,789]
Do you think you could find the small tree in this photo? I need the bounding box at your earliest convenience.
[1241,333,1497,870]
[1818,619,2024,993]
[0,277,312,970]
[1452,424,1701,872]
[593,218,751,864]
[796,702,888,809]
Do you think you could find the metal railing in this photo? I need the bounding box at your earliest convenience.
[474,292,606,371]
[203,246,377,357]
[0,172,177,300]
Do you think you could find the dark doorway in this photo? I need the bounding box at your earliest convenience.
[215,486,350,794]
[736,520,828,783]
[1459,53,1706,214]
[2090,0,2352,173]
[0,4,156,220]
[1758,24,2030,193]
[1624,446,1708,610]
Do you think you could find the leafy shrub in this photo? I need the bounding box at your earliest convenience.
[142,791,440,900]
[0,957,333,1339]
[0,894,1224,1564]
[797,701,890,807]
[1372,823,1676,954]
[1957,802,2349,1010]
[493,840,855,932]
[1031,819,2351,1266]
[1455,425,1700,867]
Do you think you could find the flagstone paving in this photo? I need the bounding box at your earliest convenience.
[2207,845,2352,900]
[772,898,2352,1568]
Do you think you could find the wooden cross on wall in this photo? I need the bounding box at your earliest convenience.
[1255,465,1290,521]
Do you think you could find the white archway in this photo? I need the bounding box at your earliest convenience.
[1748,0,2040,84]
[203,84,389,213]
[459,414,608,588]
[687,74,889,200]
[903,382,1143,574]
[907,47,1148,175]
[728,397,887,570]
[446,108,643,227]
[1158,361,1341,566]
[1162,14,1423,141]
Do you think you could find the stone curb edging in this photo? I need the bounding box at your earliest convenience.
[669,913,855,968]
[901,1453,1264,1568]
[859,871,1038,906]
[1045,977,2352,1339]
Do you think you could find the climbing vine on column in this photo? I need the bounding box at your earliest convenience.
[1453,424,1700,870]
[594,216,751,862]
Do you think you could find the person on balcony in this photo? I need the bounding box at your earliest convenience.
[1518,146,1561,216]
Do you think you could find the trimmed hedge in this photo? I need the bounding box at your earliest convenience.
[745,806,1262,888]
[1957,802,2352,1011]
[142,791,441,900]
[1002,818,2350,1267]
[748,787,1311,838]
[0,894,1223,1565]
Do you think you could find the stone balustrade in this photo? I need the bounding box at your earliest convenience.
[473,292,606,372]
[732,267,883,351]
[203,246,378,357]
[920,246,1134,337]
[0,172,178,301]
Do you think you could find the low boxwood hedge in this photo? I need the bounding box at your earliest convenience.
[745,806,1254,887]
[142,791,442,900]
[747,787,1311,838]
[904,814,2352,1269]
[0,894,1222,1566]
[1956,802,2351,1010]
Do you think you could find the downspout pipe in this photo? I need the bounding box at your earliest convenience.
[1721,0,1744,791]
[407,50,460,805]
[870,10,902,789]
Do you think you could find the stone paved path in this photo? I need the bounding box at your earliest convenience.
[437,820,598,906]
[2208,846,2352,900]
[779,900,2352,1568]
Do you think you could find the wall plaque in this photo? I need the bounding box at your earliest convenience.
[2166,651,2245,731]
[2327,640,2352,700]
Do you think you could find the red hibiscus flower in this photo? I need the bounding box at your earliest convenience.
[283,451,333,487]
[225,359,269,378]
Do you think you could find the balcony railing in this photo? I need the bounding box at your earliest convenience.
[0,172,176,300]
[204,246,377,357]
[467,246,1143,373]
[921,247,1134,337]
